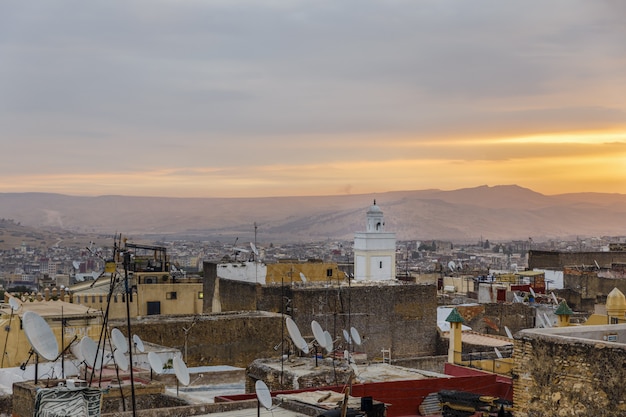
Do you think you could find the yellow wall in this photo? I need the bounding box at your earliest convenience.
[73,282,204,319]
[0,311,102,368]
[264,262,345,285]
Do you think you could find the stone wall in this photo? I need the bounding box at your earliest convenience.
[529,250,626,269]
[512,326,626,416]
[287,283,438,359]
[205,265,439,360]
[564,267,626,300]
[111,311,283,368]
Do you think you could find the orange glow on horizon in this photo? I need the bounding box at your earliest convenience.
[2,130,625,198]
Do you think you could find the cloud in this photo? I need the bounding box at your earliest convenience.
[0,1,625,196]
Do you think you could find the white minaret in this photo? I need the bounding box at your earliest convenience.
[353,200,396,281]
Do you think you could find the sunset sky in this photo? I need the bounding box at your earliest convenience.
[1,1,625,198]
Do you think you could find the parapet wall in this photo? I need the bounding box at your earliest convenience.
[513,324,626,416]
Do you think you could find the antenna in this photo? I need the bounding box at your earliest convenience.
[80,336,105,370]
[350,327,362,346]
[543,313,552,328]
[504,326,513,339]
[551,292,559,305]
[133,334,145,353]
[311,320,327,349]
[342,329,352,345]
[323,330,333,353]
[8,298,20,312]
[114,349,129,371]
[147,352,163,375]
[22,311,59,361]
[255,380,273,410]
[285,317,308,354]
[494,347,503,359]
[111,328,128,353]
[173,355,190,386]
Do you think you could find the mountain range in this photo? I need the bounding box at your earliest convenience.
[1,185,626,243]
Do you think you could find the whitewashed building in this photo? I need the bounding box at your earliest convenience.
[353,200,396,281]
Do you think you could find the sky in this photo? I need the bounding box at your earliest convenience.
[1,0,625,198]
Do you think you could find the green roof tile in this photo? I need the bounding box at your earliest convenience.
[445,308,464,323]
[555,300,573,316]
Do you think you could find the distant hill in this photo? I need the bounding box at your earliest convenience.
[1,185,626,243]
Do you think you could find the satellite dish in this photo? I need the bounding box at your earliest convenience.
[147,352,163,374]
[72,261,80,270]
[111,328,128,353]
[343,350,350,361]
[513,294,522,303]
[323,330,333,353]
[114,349,129,371]
[543,313,552,328]
[133,334,145,353]
[350,327,362,346]
[551,292,559,305]
[255,379,272,410]
[529,287,536,298]
[494,347,503,359]
[299,272,307,283]
[504,326,513,339]
[594,260,600,269]
[80,336,104,370]
[234,247,249,253]
[342,329,351,344]
[285,317,309,354]
[311,320,326,348]
[22,311,59,361]
[448,261,456,271]
[250,242,259,256]
[173,356,190,386]
[8,298,20,311]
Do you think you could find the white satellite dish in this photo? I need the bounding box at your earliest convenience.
[342,329,351,344]
[350,327,362,346]
[543,313,552,328]
[311,321,326,348]
[323,330,333,353]
[80,336,104,370]
[8,298,20,311]
[448,261,456,271]
[147,352,163,374]
[285,317,308,354]
[22,311,59,361]
[133,334,145,353]
[513,293,522,303]
[494,347,503,359]
[255,379,272,410]
[343,350,350,361]
[72,261,81,270]
[234,247,249,253]
[114,349,129,371]
[250,242,259,256]
[504,326,513,339]
[299,272,307,283]
[529,287,536,298]
[111,328,128,353]
[551,292,559,305]
[173,356,190,386]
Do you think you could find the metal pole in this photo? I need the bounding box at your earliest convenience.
[124,252,137,417]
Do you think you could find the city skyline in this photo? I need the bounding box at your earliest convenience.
[1,1,625,198]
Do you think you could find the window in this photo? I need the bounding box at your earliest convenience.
[379,261,383,268]
[166,292,177,300]
[198,292,204,299]
[326,268,333,277]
